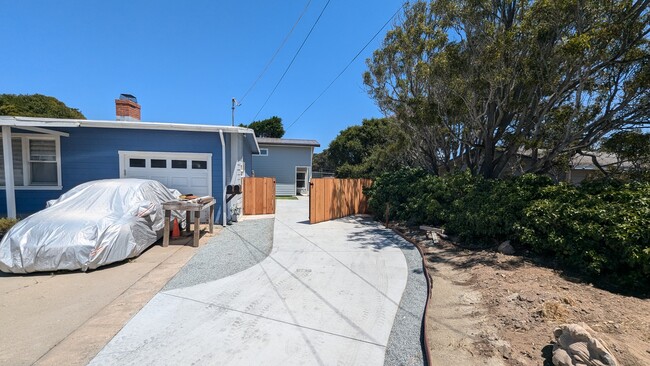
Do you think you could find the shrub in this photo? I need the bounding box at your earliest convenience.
[516,182,650,288]
[0,218,18,234]
[366,169,649,291]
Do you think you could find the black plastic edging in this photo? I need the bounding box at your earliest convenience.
[389,226,433,366]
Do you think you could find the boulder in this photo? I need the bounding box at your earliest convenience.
[552,323,618,366]
[498,240,515,255]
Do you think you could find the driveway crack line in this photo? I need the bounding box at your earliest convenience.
[161,292,387,349]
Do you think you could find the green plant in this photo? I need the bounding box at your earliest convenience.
[516,182,650,289]
[0,218,18,233]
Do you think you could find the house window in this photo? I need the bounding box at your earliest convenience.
[256,148,268,156]
[29,140,57,185]
[0,136,61,188]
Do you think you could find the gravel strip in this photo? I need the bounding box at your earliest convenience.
[164,218,274,291]
[384,239,427,366]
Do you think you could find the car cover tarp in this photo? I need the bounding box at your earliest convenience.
[0,179,184,273]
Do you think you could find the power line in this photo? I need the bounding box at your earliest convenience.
[238,0,314,104]
[253,0,332,121]
[285,4,404,132]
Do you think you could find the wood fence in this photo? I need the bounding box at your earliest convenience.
[309,178,373,224]
[243,177,276,215]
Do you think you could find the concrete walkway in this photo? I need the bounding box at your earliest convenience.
[90,199,409,365]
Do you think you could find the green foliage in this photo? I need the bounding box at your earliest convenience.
[600,130,650,175]
[312,149,335,173]
[445,174,553,241]
[365,0,650,178]
[0,94,85,119]
[366,169,650,291]
[0,218,18,234]
[516,182,650,288]
[242,116,284,138]
[321,117,400,178]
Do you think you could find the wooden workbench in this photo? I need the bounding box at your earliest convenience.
[162,198,215,247]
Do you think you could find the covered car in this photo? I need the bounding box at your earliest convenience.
[0,179,184,273]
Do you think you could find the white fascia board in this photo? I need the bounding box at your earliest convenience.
[17,126,70,137]
[0,116,256,136]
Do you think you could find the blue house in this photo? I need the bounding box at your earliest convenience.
[0,96,258,225]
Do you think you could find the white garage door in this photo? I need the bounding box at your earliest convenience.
[119,151,212,198]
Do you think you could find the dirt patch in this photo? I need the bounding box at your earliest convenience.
[395,226,650,366]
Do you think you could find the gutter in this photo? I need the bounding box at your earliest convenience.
[219,131,227,226]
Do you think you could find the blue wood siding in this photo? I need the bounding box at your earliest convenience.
[252,145,312,196]
[0,127,225,221]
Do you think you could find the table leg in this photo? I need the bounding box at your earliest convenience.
[209,205,214,233]
[193,211,200,247]
[163,210,171,247]
[185,211,191,233]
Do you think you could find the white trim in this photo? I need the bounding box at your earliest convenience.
[254,148,269,156]
[219,131,226,226]
[0,133,62,190]
[18,126,70,137]
[258,144,316,149]
[2,126,16,218]
[295,166,310,196]
[0,116,254,135]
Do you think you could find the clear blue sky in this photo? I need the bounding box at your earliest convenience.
[0,1,402,152]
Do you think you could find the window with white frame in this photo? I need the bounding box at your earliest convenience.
[0,135,61,188]
[255,148,269,156]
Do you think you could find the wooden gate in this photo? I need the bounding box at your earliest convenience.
[243,177,276,215]
[309,178,373,224]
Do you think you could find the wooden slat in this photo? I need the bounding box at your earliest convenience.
[243,177,276,215]
[308,178,373,224]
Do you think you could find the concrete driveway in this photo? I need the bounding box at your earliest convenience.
[90,198,409,365]
[0,242,198,366]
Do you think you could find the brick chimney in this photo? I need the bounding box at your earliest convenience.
[115,94,141,121]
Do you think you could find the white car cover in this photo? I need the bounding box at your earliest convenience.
[0,179,184,273]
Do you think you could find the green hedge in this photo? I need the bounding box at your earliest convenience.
[366,168,650,291]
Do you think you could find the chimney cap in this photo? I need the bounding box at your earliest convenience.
[119,94,138,103]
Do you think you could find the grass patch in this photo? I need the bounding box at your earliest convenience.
[276,196,299,200]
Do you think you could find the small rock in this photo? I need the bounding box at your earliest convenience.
[507,292,520,302]
[498,240,515,255]
[518,294,536,303]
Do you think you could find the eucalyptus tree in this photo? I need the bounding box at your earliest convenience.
[364,0,650,178]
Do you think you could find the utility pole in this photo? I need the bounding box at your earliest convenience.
[231,98,241,126]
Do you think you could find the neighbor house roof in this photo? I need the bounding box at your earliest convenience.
[256,137,320,147]
[569,151,631,170]
[0,115,260,153]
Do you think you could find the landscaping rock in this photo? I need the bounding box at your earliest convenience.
[552,323,618,366]
[498,240,515,255]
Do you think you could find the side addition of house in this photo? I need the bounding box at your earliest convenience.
[251,137,320,196]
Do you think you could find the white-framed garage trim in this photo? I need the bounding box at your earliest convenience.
[118,151,213,198]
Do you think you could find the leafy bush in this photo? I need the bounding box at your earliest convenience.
[0,218,18,234]
[516,182,650,288]
[444,174,553,241]
[366,169,650,291]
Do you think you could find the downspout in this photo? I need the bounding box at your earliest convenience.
[2,126,16,218]
[219,131,227,226]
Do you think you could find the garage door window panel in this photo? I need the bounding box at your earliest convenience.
[192,160,207,169]
[129,158,146,168]
[151,159,167,168]
[172,160,187,169]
